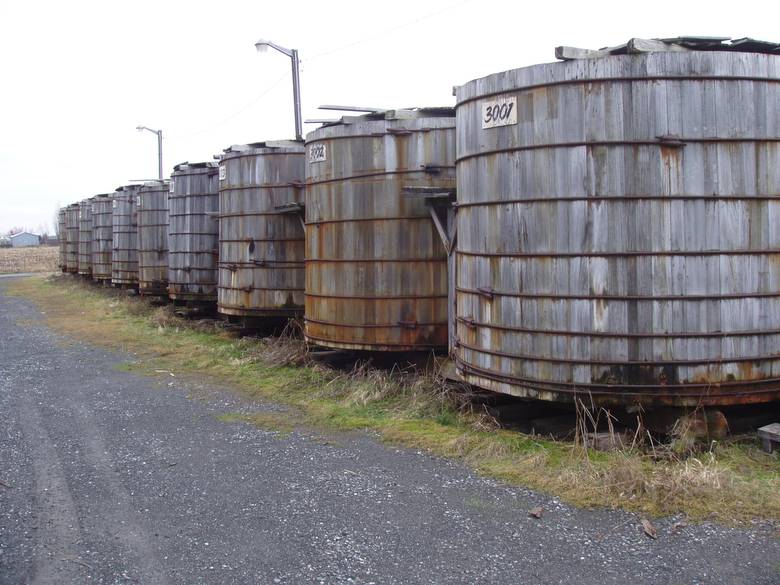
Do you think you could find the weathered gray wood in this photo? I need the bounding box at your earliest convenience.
[304,109,455,351]
[137,181,169,296]
[217,142,305,318]
[627,38,689,54]
[555,46,610,61]
[64,204,79,273]
[112,185,140,285]
[168,163,219,302]
[77,198,94,275]
[454,51,780,406]
[90,194,113,281]
[319,105,387,113]
[57,208,67,271]
[758,423,780,453]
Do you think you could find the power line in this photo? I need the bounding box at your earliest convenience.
[170,71,290,140]
[307,0,473,61]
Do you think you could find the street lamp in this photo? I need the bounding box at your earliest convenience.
[136,125,163,180]
[255,39,302,141]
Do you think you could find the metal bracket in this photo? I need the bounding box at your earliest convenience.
[274,202,306,232]
[401,186,457,254]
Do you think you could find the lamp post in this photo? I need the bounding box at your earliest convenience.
[255,39,302,141]
[136,126,163,180]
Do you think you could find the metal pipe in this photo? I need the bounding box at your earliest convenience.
[157,129,163,180]
[136,126,164,181]
[255,40,303,142]
[291,49,302,141]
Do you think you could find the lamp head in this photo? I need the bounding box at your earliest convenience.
[254,40,270,53]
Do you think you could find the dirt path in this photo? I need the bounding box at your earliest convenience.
[0,276,777,585]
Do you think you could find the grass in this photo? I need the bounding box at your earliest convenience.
[0,245,59,274]
[6,274,780,525]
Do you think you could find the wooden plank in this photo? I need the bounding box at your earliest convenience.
[758,423,780,453]
[318,105,387,113]
[555,46,610,61]
[627,38,690,54]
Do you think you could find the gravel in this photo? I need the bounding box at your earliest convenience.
[1,276,778,585]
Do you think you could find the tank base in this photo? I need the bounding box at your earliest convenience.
[304,334,444,354]
[455,361,780,408]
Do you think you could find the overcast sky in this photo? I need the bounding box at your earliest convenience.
[0,0,777,234]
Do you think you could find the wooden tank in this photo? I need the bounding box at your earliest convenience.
[64,203,80,274]
[91,194,113,282]
[137,181,169,296]
[168,162,219,303]
[77,198,93,276]
[111,185,140,286]
[304,108,455,351]
[454,44,780,406]
[217,141,305,319]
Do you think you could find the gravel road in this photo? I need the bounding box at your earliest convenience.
[0,276,778,585]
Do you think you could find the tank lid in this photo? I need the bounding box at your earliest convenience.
[115,184,142,192]
[555,36,780,60]
[309,106,455,128]
[139,179,170,189]
[222,139,304,154]
[94,193,112,198]
[173,161,218,171]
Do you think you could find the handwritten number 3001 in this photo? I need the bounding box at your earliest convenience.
[484,102,514,124]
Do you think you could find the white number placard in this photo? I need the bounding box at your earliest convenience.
[136,195,141,207]
[481,96,517,129]
[169,180,175,194]
[218,165,226,181]
[309,144,327,163]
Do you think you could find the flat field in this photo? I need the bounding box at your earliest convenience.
[0,246,59,274]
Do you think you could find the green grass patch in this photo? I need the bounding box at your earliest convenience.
[7,274,780,525]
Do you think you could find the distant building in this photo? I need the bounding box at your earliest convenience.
[8,232,40,247]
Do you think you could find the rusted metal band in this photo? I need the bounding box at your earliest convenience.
[456,316,780,339]
[137,223,169,228]
[168,232,219,236]
[218,237,303,243]
[455,194,780,208]
[456,137,780,164]
[306,257,446,263]
[219,151,304,163]
[306,215,433,226]
[168,212,217,218]
[168,195,217,201]
[456,285,780,301]
[306,168,455,187]
[307,127,456,144]
[304,332,442,349]
[218,261,303,267]
[168,281,218,286]
[304,291,446,300]
[304,317,443,328]
[217,285,303,292]
[455,359,780,396]
[168,253,216,259]
[219,183,302,191]
[455,75,780,108]
[458,339,780,366]
[456,249,780,258]
[216,211,300,218]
